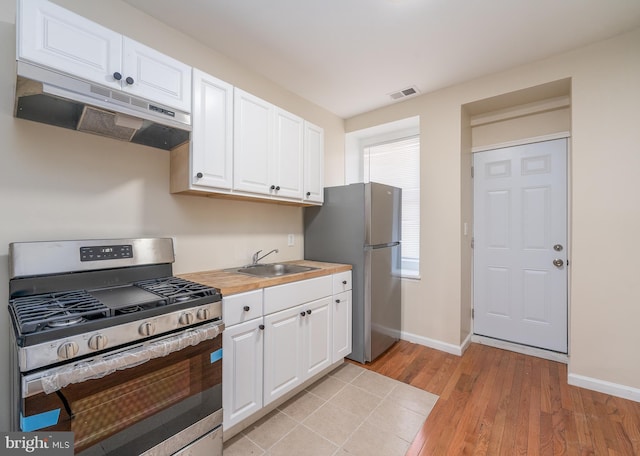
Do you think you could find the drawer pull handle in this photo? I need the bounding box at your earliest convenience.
[300,311,306,317]
[243,306,250,312]
[342,280,347,285]
[259,324,265,330]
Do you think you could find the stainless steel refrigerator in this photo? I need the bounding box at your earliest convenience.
[304,182,402,363]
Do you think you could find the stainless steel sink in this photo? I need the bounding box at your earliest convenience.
[234,263,318,277]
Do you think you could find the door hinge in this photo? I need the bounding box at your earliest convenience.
[472,308,474,319]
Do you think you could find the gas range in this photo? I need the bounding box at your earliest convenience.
[8,238,222,372]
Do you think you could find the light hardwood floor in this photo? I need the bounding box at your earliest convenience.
[356,340,640,455]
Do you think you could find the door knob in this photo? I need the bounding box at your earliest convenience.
[553,244,563,252]
[553,259,564,268]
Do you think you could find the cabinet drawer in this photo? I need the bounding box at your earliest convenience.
[264,275,332,315]
[333,271,352,293]
[223,290,263,327]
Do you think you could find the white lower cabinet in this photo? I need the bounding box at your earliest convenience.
[222,318,263,429]
[222,271,351,431]
[332,290,352,362]
[263,304,305,406]
[263,296,332,406]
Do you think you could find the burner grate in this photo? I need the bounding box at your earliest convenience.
[135,277,220,302]
[10,290,109,334]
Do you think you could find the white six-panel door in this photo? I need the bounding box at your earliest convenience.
[473,139,568,353]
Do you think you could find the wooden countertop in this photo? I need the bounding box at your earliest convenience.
[179,260,352,296]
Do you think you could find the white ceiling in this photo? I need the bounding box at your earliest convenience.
[122,0,640,119]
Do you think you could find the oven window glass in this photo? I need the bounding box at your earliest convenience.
[23,335,222,454]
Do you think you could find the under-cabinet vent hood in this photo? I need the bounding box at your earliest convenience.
[15,61,191,150]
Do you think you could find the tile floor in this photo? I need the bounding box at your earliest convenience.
[223,363,439,456]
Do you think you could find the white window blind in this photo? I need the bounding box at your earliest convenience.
[364,135,420,277]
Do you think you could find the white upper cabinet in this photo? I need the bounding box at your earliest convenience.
[233,89,273,195]
[190,69,234,190]
[18,0,191,112]
[303,121,325,203]
[273,108,304,199]
[233,89,304,200]
[121,38,191,112]
[18,0,122,89]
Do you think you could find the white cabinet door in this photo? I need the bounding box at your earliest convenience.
[223,318,264,430]
[18,0,191,113]
[263,305,304,406]
[273,108,304,199]
[191,69,233,190]
[303,297,332,378]
[122,38,192,112]
[233,89,273,195]
[303,121,324,204]
[18,0,122,89]
[332,290,352,362]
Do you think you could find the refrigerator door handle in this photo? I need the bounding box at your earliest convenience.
[366,241,401,250]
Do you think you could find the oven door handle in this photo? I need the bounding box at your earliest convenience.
[24,321,225,397]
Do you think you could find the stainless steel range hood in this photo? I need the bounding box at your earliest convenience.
[15,61,191,150]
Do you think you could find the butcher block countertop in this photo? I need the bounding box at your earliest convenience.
[179,260,352,296]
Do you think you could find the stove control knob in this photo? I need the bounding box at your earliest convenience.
[197,308,211,321]
[58,341,79,360]
[179,312,194,325]
[88,334,108,351]
[139,322,156,337]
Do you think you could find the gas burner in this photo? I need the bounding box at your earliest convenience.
[118,306,144,314]
[135,277,220,303]
[47,316,84,328]
[10,290,109,334]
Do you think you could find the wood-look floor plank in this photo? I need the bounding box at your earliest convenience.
[359,340,640,456]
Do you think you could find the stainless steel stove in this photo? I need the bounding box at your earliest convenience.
[8,238,224,455]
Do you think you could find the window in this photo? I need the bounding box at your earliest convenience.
[362,135,420,277]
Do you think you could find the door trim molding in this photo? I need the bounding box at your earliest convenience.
[471,131,570,153]
[471,335,568,363]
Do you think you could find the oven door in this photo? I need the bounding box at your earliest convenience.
[19,322,224,455]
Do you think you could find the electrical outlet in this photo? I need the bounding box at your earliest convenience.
[287,234,295,246]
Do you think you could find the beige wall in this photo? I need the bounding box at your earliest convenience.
[0,0,344,431]
[346,28,640,393]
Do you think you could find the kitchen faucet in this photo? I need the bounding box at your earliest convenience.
[252,248,279,264]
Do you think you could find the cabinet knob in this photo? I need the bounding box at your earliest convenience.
[275,186,281,191]
[306,309,312,315]
[270,185,276,190]
[259,324,265,330]
[113,72,122,81]
[125,76,135,85]
[335,299,341,303]
[243,306,250,312]
[196,172,203,179]
[306,192,311,197]
[342,280,347,285]
[300,311,306,317]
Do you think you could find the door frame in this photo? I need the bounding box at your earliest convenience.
[469,132,572,362]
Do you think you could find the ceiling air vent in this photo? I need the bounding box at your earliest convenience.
[389,86,420,100]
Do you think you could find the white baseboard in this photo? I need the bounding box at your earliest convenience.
[400,331,468,356]
[568,373,640,403]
